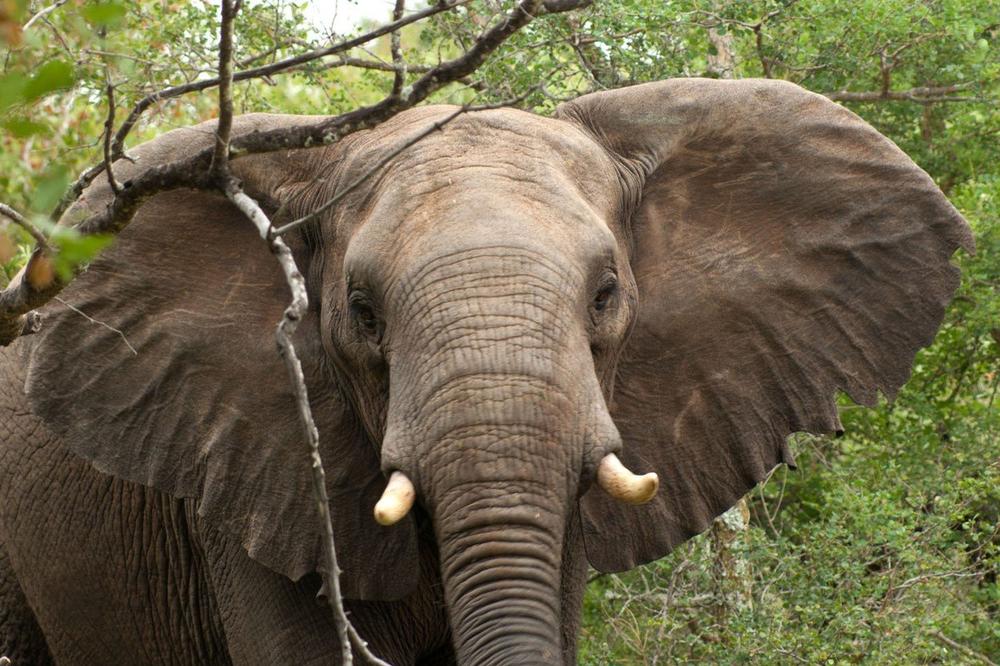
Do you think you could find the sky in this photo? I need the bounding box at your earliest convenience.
[302,1,411,35]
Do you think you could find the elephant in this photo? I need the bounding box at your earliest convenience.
[0,78,973,665]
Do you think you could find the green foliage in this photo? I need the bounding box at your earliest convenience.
[1,1,997,661]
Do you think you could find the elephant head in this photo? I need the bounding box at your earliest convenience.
[24,79,972,663]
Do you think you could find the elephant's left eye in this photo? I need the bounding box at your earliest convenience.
[349,293,382,342]
[593,280,617,313]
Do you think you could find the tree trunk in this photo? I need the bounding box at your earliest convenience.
[706,9,754,623]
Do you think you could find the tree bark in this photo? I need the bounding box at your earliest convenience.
[705,6,754,622]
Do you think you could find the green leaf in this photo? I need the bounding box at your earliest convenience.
[22,60,75,101]
[0,71,28,110]
[81,2,127,28]
[27,217,115,279]
[50,233,114,281]
[30,165,70,214]
[2,117,48,137]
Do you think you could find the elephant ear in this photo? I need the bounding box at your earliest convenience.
[24,115,417,599]
[555,78,974,571]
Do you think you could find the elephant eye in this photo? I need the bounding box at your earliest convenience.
[349,292,382,342]
[593,280,617,313]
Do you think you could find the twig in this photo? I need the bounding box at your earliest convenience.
[210,0,237,178]
[0,203,48,250]
[110,0,471,160]
[274,91,534,237]
[22,0,69,30]
[52,0,472,223]
[930,631,998,666]
[824,83,981,104]
[54,296,137,355]
[212,4,384,664]
[326,56,431,74]
[226,182,376,664]
[273,106,464,236]
[103,79,121,194]
[390,0,407,96]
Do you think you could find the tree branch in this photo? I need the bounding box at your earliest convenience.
[390,0,407,97]
[52,0,474,221]
[0,204,48,251]
[930,631,999,666]
[274,104,471,236]
[0,0,587,341]
[824,83,980,104]
[210,0,238,178]
[22,0,69,31]
[102,79,122,194]
[211,4,385,662]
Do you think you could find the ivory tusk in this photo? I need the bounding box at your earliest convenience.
[374,471,416,526]
[596,453,659,505]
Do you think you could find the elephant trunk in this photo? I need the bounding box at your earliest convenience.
[383,367,583,664]
[434,482,565,665]
[379,245,615,663]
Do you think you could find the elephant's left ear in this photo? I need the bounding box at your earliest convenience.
[555,78,974,572]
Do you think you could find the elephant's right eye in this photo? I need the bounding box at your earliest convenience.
[349,293,382,343]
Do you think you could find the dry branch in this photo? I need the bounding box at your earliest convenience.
[53,0,474,220]
[212,3,384,662]
[0,204,48,250]
[824,83,979,104]
[0,0,590,349]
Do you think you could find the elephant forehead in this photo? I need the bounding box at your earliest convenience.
[353,105,622,217]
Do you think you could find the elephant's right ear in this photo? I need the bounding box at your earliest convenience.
[555,79,974,572]
[23,115,418,600]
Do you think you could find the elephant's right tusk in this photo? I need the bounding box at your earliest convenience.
[596,453,659,505]
[374,471,416,526]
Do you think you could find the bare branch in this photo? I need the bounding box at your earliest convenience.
[54,296,137,355]
[275,106,466,236]
[211,0,238,178]
[212,4,387,664]
[1,0,587,348]
[0,204,48,250]
[110,0,471,160]
[225,182,369,664]
[52,0,472,222]
[22,0,69,30]
[824,83,981,104]
[103,79,122,195]
[390,0,407,96]
[930,631,999,666]
[320,55,432,74]
[274,89,534,238]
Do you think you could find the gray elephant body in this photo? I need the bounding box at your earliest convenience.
[0,370,456,663]
[0,79,973,665]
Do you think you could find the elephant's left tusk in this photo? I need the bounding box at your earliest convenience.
[374,471,416,526]
[596,453,659,505]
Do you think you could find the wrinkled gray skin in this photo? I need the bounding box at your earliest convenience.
[0,79,972,665]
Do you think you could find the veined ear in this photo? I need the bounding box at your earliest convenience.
[24,115,417,600]
[555,78,974,572]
